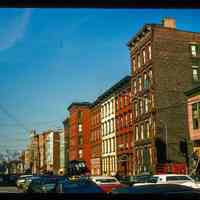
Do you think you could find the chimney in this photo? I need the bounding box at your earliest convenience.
[162,17,176,29]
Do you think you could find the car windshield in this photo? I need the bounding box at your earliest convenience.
[166,176,192,181]
[95,179,118,183]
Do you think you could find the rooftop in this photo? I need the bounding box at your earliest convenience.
[67,102,92,111]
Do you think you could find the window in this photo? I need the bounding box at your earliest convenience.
[119,96,123,109]
[144,96,149,113]
[138,76,142,91]
[111,138,113,152]
[137,54,141,68]
[78,111,83,123]
[108,102,110,115]
[144,73,149,89]
[125,114,128,128]
[148,45,152,60]
[192,66,199,81]
[130,112,133,125]
[124,95,127,106]
[192,103,200,129]
[78,124,82,132]
[146,121,150,138]
[134,101,138,117]
[141,124,144,140]
[120,116,123,129]
[151,94,155,109]
[139,99,143,115]
[133,80,137,95]
[148,147,152,164]
[142,49,146,64]
[149,69,153,86]
[115,97,118,112]
[79,149,83,158]
[105,104,107,117]
[191,45,197,57]
[135,126,139,141]
[111,99,114,114]
[110,119,113,132]
[132,58,136,72]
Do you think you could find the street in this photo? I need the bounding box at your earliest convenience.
[0,186,20,193]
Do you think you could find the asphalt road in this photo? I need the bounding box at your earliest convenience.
[0,186,20,193]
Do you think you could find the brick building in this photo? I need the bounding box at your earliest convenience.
[128,17,200,174]
[185,86,200,174]
[45,130,60,175]
[97,77,132,176]
[68,102,92,172]
[115,76,133,176]
[63,117,70,175]
[90,100,101,175]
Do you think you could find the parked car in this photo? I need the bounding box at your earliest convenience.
[111,183,200,196]
[90,176,126,193]
[51,177,105,193]
[16,175,33,190]
[24,175,68,193]
[153,174,200,188]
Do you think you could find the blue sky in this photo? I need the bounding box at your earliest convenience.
[0,9,200,153]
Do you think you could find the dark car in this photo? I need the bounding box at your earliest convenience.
[24,175,68,193]
[112,183,200,195]
[42,176,105,193]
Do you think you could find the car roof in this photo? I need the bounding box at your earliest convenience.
[113,184,194,193]
[91,176,117,179]
[19,175,33,178]
[154,174,189,177]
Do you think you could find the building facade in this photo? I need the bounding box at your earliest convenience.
[63,117,70,175]
[68,102,91,172]
[185,86,200,174]
[46,130,60,175]
[128,17,200,175]
[90,100,101,176]
[115,76,134,175]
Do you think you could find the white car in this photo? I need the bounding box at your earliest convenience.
[153,174,200,188]
[16,175,33,188]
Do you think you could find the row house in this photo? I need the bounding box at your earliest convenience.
[128,17,200,174]
[115,76,133,176]
[98,91,116,176]
[90,100,101,175]
[68,102,92,172]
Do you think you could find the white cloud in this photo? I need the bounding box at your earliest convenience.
[0,9,32,51]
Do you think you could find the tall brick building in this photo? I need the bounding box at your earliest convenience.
[128,17,200,175]
[68,102,92,172]
[63,117,70,175]
[90,100,101,175]
[115,76,133,176]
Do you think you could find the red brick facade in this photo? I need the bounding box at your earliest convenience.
[68,103,91,171]
[90,102,101,175]
[115,78,134,175]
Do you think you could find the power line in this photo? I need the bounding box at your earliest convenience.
[0,104,30,132]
